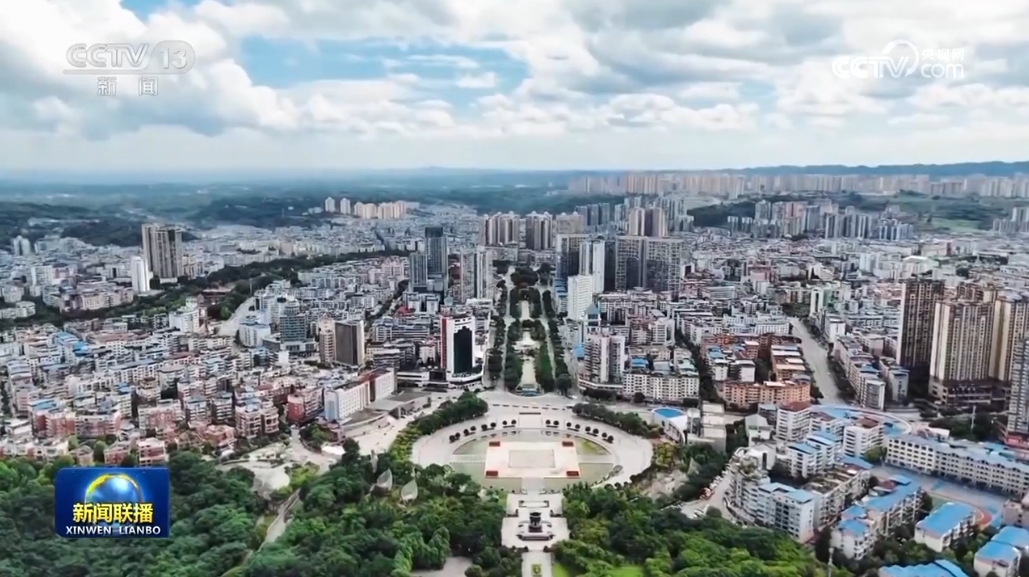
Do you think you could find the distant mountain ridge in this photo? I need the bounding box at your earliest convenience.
[2,160,1028,185]
[711,161,1029,177]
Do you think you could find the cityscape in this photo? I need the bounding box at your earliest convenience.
[5,1,1029,576]
[2,173,1029,577]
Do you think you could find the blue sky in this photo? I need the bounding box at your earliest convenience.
[0,0,1026,172]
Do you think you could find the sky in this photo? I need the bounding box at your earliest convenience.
[1,0,1028,173]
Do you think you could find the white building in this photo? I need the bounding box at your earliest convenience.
[831,475,922,559]
[842,419,883,459]
[784,431,843,479]
[885,434,1029,496]
[169,298,202,334]
[566,274,594,322]
[623,368,699,402]
[747,482,817,543]
[776,402,812,442]
[323,369,397,422]
[130,255,150,293]
[973,527,1029,577]
[324,197,336,213]
[914,502,977,553]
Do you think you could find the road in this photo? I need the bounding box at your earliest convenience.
[218,296,256,337]
[789,318,845,405]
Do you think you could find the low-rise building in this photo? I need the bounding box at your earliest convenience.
[831,475,922,559]
[914,502,977,552]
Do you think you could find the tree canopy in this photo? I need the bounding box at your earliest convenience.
[244,392,519,577]
[556,484,821,577]
[0,451,266,577]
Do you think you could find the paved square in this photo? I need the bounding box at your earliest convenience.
[509,449,555,469]
[484,441,580,479]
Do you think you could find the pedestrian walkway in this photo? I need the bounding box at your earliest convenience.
[522,552,553,577]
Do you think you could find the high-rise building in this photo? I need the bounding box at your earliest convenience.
[324,197,336,213]
[457,248,491,302]
[441,315,475,378]
[338,198,351,215]
[408,252,428,289]
[425,226,448,279]
[627,208,646,236]
[898,278,945,389]
[614,236,645,291]
[1007,339,1029,438]
[641,238,684,292]
[523,212,553,250]
[141,224,183,281]
[10,235,31,256]
[930,301,994,383]
[129,255,150,293]
[554,213,585,235]
[567,275,594,321]
[317,318,336,364]
[335,320,365,367]
[644,207,667,238]
[991,294,1029,383]
[579,239,606,295]
[279,298,307,343]
[479,213,520,246]
[585,331,626,385]
[556,234,588,281]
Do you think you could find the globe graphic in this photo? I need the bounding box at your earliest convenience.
[85,474,144,504]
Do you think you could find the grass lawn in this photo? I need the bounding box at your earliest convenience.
[577,439,609,455]
[553,564,643,577]
[927,218,983,231]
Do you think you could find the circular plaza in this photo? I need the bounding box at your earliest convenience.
[411,407,654,491]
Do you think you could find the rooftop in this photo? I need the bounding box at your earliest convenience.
[915,502,976,536]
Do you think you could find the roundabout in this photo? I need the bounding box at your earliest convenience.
[410,406,654,490]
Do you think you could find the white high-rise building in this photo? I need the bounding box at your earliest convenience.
[324,197,336,213]
[579,239,605,295]
[130,255,150,293]
[338,198,351,214]
[567,275,594,321]
[586,332,627,384]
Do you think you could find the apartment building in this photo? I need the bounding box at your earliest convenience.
[776,402,812,442]
[831,476,922,559]
[622,367,700,401]
[914,502,978,552]
[784,431,843,479]
[724,380,810,408]
[749,483,817,543]
[843,419,884,459]
[973,527,1029,577]
[886,434,1029,496]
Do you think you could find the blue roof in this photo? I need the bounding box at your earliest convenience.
[584,304,600,316]
[916,503,976,536]
[976,541,1019,564]
[838,519,871,537]
[630,358,648,368]
[789,489,816,504]
[788,442,817,455]
[992,526,1029,549]
[842,456,874,470]
[654,408,685,419]
[811,431,840,443]
[572,344,585,359]
[880,561,968,577]
[860,477,917,514]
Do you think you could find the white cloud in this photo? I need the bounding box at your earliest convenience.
[1,0,1028,170]
[456,72,497,89]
